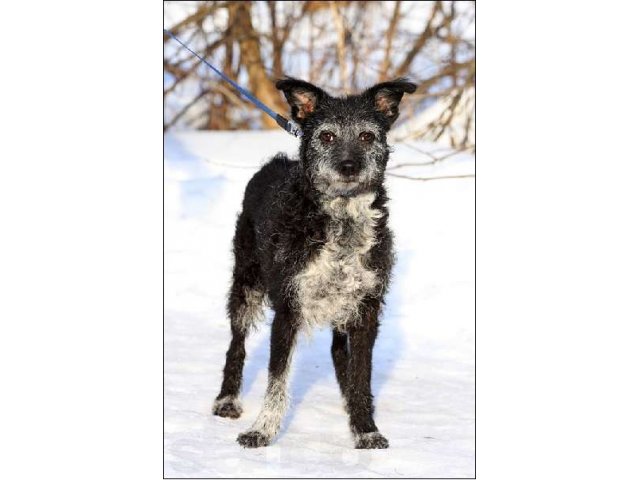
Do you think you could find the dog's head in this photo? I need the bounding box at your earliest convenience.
[276,78,416,197]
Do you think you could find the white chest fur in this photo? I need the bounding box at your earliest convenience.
[293,192,383,333]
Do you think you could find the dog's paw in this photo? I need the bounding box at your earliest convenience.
[237,430,271,448]
[212,396,243,419]
[355,432,389,449]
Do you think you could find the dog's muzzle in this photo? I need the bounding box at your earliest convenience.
[337,159,361,177]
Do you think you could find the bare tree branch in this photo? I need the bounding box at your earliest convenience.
[329,1,349,92]
[379,0,402,81]
[393,1,442,78]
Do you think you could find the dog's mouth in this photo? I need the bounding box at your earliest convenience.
[335,178,360,189]
[312,169,372,197]
[340,174,359,183]
[329,177,366,197]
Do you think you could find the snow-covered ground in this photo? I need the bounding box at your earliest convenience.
[164,131,475,478]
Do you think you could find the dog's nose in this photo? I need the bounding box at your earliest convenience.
[338,160,360,177]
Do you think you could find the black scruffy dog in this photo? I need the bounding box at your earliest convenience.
[212,77,416,449]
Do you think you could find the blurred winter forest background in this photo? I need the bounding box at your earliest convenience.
[163,0,475,152]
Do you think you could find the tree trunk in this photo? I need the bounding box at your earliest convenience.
[228,2,287,129]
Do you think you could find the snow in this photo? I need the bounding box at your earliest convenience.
[164,130,475,477]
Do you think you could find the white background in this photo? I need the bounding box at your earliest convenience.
[0,1,639,479]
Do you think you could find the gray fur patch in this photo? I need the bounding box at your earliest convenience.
[293,192,382,334]
[354,431,389,449]
[234,287,265,332]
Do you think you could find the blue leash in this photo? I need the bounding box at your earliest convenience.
[164,28,303,138]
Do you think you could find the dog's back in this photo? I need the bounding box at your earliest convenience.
[241,153,297,218]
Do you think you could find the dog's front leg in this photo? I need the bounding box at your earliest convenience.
[237,309,298,448]
[331,329,350,397]
[346,299,389,449]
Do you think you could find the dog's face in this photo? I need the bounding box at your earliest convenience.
[276,78,416,197]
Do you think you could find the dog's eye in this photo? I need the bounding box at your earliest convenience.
[359,131,375,143]
[320,131,336,143]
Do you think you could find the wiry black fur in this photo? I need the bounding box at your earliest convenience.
[213,77,416,449]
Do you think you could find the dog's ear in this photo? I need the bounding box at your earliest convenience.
[365,78,417,125]
[276,78,326,123]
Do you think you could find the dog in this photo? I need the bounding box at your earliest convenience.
[212,77,416,449]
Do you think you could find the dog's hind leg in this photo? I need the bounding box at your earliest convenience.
[213,214,265,419]
[331,329,350,398]
[237,308,298,448]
